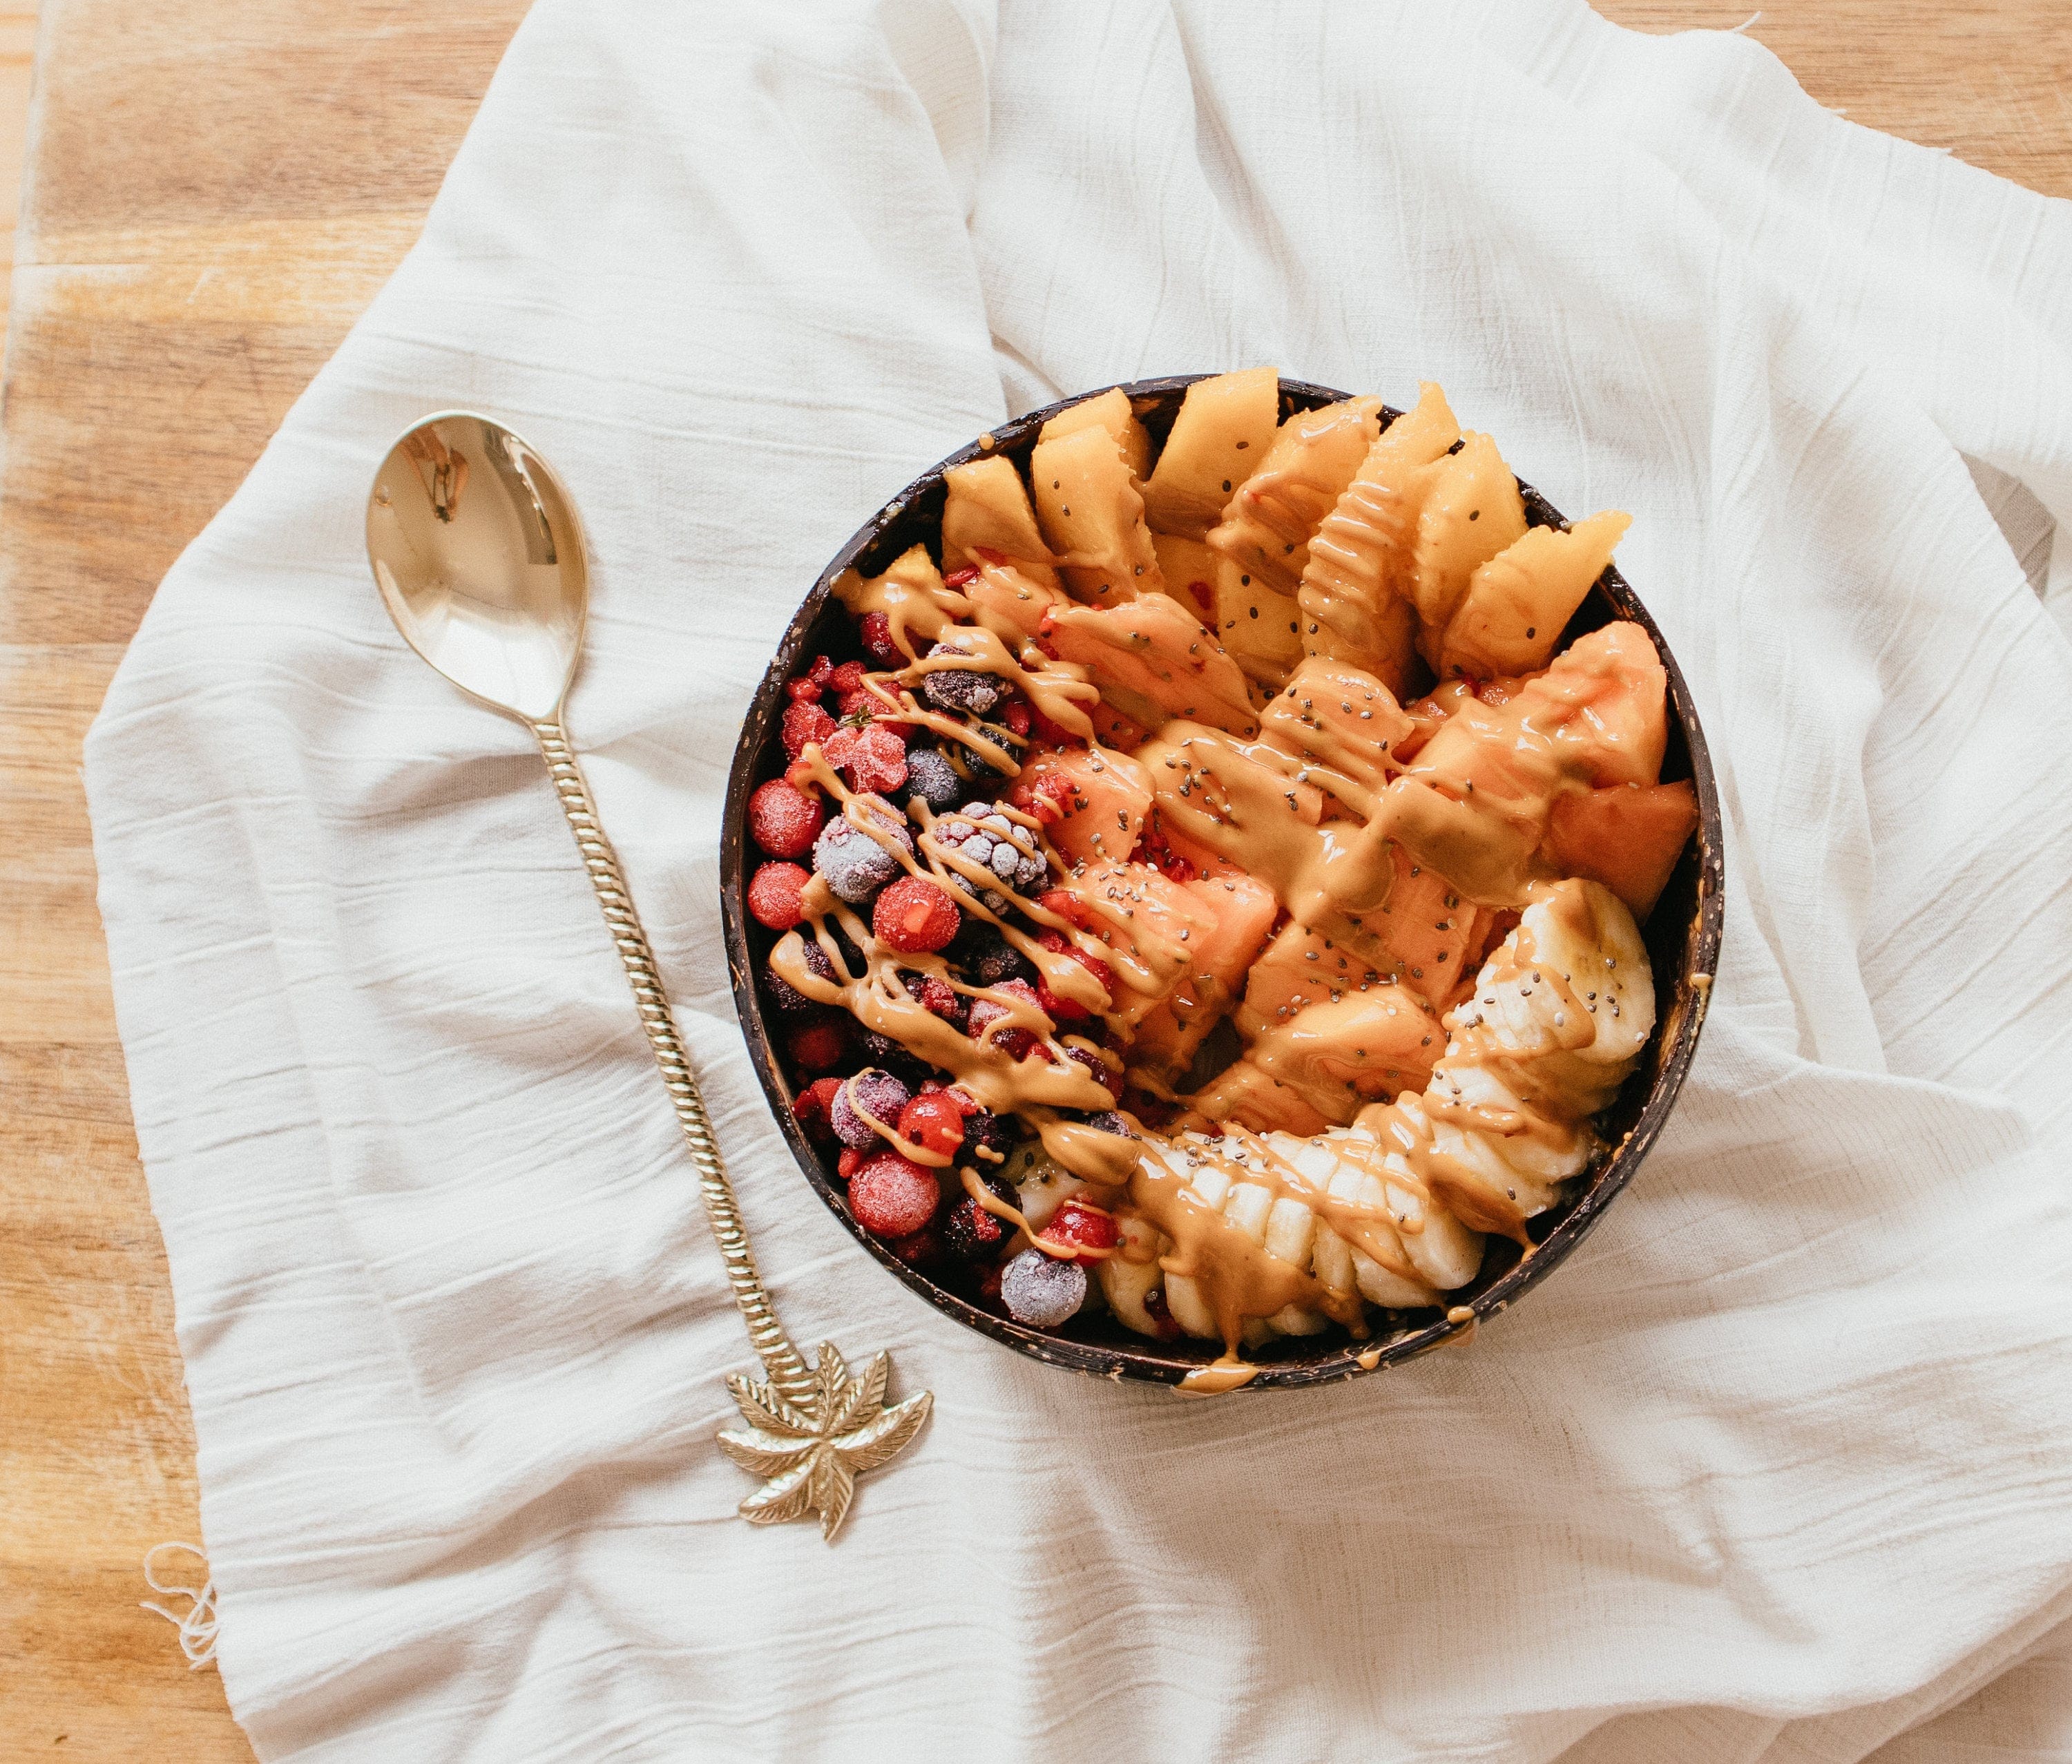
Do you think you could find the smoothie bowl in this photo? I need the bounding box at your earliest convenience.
[721,372,1723,1392]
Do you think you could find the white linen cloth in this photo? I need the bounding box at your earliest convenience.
[81,1,2072,1758]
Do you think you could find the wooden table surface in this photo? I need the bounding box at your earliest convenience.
[1,3,2065,1755]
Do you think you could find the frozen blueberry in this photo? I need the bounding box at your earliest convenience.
[903,746,963,814]
[921,643,1004,716]
[1001,1247,1088,1328]
[952,921,1036,989]
[831,1068,913,1151]
[812,809,912,905]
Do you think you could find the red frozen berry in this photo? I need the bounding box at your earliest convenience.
[1035,930,1113,1022]
[969,977,1043,1060]
[787,1017,850,1073]
[1042,1196,1120,1252]
[792,1075,844,1140]
[827,660,867,698]
[886,1226,943,1272]
[821,722,909,796]
[785,676,824,703]
[748,778,826,859]
[858,611,904,668]
[781,699,836,760]
[849,1152,941,1239]
[1065,1042,1125,1101]
[747,861,810,930]
[1000,697,1032,737]
[902,971,966,1024]
[873,876,961,954]
[836,687,880,721]
[896,1091,966,1158]
[837,1144,866,1181]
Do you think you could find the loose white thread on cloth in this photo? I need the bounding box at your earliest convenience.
[140,1543,220,1671]
[79,2,2072,1761]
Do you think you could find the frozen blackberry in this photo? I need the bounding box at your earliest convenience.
[1084,1110,1136,1138]
[952,921,1036,988]
[859,1029,930,1082]
[931,801,1046,910]
[903,746,963,814]
[1001,1247,1088,1327]
[812,808,913,904]
[943,1169,1022,1263]
[831,1068,912,1151]
[921,642,1004,715]
[960,1106,1016,1162]
[760,935,835,1015]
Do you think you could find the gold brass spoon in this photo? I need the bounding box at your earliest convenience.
[366,411,931,1541]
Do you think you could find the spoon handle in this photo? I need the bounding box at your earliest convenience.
[533,719,818,1400]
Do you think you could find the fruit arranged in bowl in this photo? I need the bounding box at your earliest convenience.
[724,372,1722,1390]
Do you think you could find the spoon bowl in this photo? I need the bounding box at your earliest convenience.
[367,412,588,723]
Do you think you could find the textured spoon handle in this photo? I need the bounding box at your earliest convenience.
[532,719,817,1406]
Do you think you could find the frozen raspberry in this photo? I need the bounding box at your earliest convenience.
[812,810,912,905]
[762,935,836,1014]
[874,876,961,954]
[998,696,1033,738]
[1042,1196,1120,1252]
[968,977,1044,1060]
[850,1151,941,1239]
[821,722,910,796]
[787,1017,850,1073]
[831,1068,912,1151]
[859,610,904,668]
[931,802,1046,910]
[944,1170,1021,1262]
[748,778,826,859]
[901,970,966,1027]
[903,747,963,814]
[781,698,836,760]
[1083,1109,1136,1138]
[837,1145,866,1181]
[953,922,1035,988]
[827,660,867,696]
[747,861,811,930]
[1066,1043,1125,1100]
[1035,929,1113,1021]
[1001,1247,1088,1327]
[897,1091,966,1158]
[791,1076,844,1140]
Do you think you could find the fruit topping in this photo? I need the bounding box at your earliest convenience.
[896,1089,966,1158]
[901,970,966,1026]
[821,721,909,795]
[812,809,913,904]
[1001,1247,1088,1327]
[1040,1196,1121,1253]
[858,610,904,667]
[849,1151,941,1239]
[902,746,964,813]
[780,698,836,759]
[932,802,1047,910]
[747,777,827,859]
[1034,928,1114,1020]
[943,1170,1021,1262]
[873,874,961,954]
[921,641,1004,714]
[831,1068,912,1151]
[968,977,1044,1060]
[1083,1109,1135,1138]
[786,1017,850,1073]
[790,1076,844,1140]
[746,861,811,930]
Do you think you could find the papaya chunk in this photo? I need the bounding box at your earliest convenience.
[1013,745,1153,870]
[1545,779,1698,918]
[1438,510,1630,680]
[1042,594,1258,736]
[942,457,1061,592]
[1143,366,1280,539]
[1031,423,1162,606]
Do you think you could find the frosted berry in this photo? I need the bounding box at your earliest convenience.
[968,977,1043,1060]
[944,1170,1021,1262]
[762,935,835,1014]
[931,801,1046,910]
[827,660,867,698]
[831,1068,912,1151]
[821,722,909,796]
[886,1226,943,1272]
[921,642,1004,715]
[896,1090,966,1158]
[812,811,912,904]
[1066,1042,1125,1100]
[1084,1109,1136,1138]
[1042,1196,1120,1252]
[1001,1247,1087,1327]
[781,698,836,760]
[787,1017,850,1073]
[791,1076,844,1140]
[903,747,963,814]
[901,970,966,1027]
[960,1105,1015,1161]
[748,778,825,859]
[954,922,1035,988]
[837,1145,866,1181]
[874,876,961,954]
[850,1151,941,1239]
[747,861,810,930]
[859,610,904,668]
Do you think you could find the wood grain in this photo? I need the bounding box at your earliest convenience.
[0,3,2062,1756]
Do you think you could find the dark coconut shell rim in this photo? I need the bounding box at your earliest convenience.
[721,375,1725,1391]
